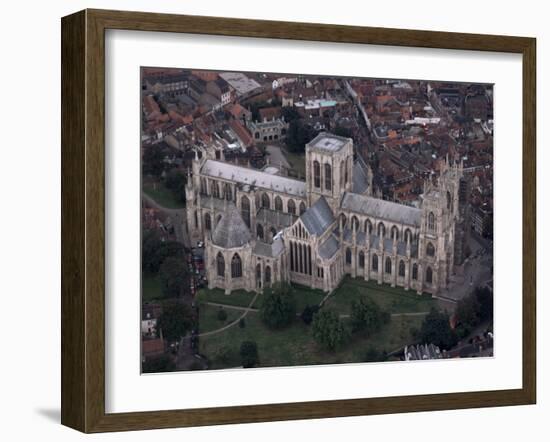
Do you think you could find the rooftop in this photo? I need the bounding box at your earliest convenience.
[307,132,351,153]
[201,160,307,197]
[300,196,335,236]
[211,209,251,249]
[341,192,422,226]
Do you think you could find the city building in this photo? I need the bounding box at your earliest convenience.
[185,132,464,296]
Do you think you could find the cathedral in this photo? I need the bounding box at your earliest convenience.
[185,132,463,296]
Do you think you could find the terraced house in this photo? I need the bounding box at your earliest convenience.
[185,132,464,296]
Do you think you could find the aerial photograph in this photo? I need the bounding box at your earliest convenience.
[140,68,494,373]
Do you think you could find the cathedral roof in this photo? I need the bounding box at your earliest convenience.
[319,234,340,259]
[341,192,422,226]
[300,196,335,236]
[201,159,306,198]
[211,209,251,249]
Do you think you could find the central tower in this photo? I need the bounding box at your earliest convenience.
[305,132,354,212]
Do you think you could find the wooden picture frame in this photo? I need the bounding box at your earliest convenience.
[61,8,536,433]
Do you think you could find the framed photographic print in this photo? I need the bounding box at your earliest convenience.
[61,9,536,433]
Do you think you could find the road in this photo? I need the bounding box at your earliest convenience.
[142,192,190,248]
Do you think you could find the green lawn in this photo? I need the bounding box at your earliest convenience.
[142,273,164,302]
[143,181,185,209]
[197,304,242,334]
[200,310,422,369]
[196,288,259,309]
[324,276,436,315]
[290,284,326,312]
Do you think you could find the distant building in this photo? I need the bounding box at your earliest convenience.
[248,117,289,142]
[404,343,443,361]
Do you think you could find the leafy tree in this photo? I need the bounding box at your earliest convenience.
[142,230,185,273]
[240,341,259,368]
[217,308,228,322]
[238,318,246,328]
[157,302,193,343]
[363,347,388,363]
[281,106,301,123]
[259,283,296,329]
[301,305,320,325]
[142,145,165,177]
[164,169,187,203]
[142,355,174,373]
[333,126,353,139]
[286,120,317,153]
[456,294,481,329]
[159,256,188,297]
[349,297,390,336]
[214,346,235,366]
[311,310,350,351]
[475,286,493,321]
[418,308,458,350]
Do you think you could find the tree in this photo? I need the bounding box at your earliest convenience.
[286,120,317,153]
[159,256,188,297]
[142,230,185,273]
[456,293,481,329]
[240,341,259,368]
[164,169,187,203]
[475,286,493,321]
[311,310,350,351]
[142,145,165,177]
[363,347,388,363]
[333,126,353,139]
[418,308,458,350]
[157,302,193,343]
[281,106,301,123]
[259,283,296,329]
[349,297,390,336]
[301,305,320,325]
[142,355,174,373]
[217,308,228,322]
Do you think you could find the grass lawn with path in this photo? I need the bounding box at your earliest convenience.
[324,276,436,315]
[199,311,423,369]
[143,181,185,209]
[197,304,242,334]
[196,288,259,309]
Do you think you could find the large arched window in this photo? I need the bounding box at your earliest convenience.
[426,266,433,284]
[339,213,347,228]
[241,195,250,227]
[404,228,412,243]
[372,254,378,272]
[274,196,283,211]
[270,227,277,241]
[313,160,321,188]
[391,225,399,240]
[340,161,345,188]
[224,183,232,201]
[287,199,296,215]
[385,257,392,274]
[256,263,261,283]
[213,181,220,198]
[365,219,373,234]
[231,254,242,278]
[428,212,435,231]
[261,192,270,209]
[351,216,359,231]
[345,248,352,264]
[200,178,207,195]
[359,251,365,268]
[398,260,405,277]
[426,242,435,257]
[446,191,452,210]
[256,224,264,240]
[378,222,386,238]
[299,201,306,215]
[265,266,271,284]
[204,213,211,231]
[217,252,225,277]
[412,263,418,280]
[324,163,332,191]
